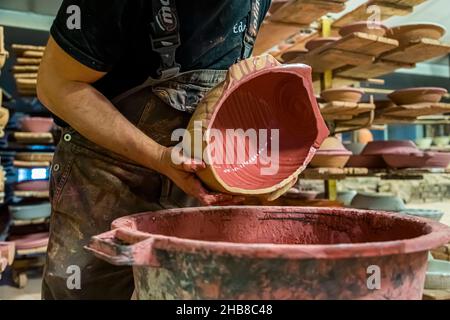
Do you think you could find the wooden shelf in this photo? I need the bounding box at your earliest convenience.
[13,160,51,168]
[14,190,49,199]
[293,32,399,72]
[377,102,450,119]
[12,132,54,145]
[381,38,450,64]
[321,101,376,120]
[336,59,415,79]
[269,0,347,26]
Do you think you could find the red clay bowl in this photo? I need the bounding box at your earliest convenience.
[305,37,340,51]
[339,21,388,37]
[321,87,365,103]
[346,155,387,169]
[362,140,418,155]
[388,87,448,105]
[19,117,54,133]
[388,23,446,46]
[383,152,450,169]
[15,180,50,192]
[184,55,329,200]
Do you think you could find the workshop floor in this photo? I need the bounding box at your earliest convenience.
[1,201,449,300]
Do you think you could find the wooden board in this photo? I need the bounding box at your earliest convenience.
[15,152,54,162]
[299,48,374,72]
[333,0,414,28]
[321,101,376,116]
[300,167,369,179]
[379,102,450,118]
[11,44,46,55]
[423,289,450,300]
[12,65,39,73]
[336,59,415,79]
[22,50,44,58]
[269,0,346,26]
[13,160,51,168]
[14,190,50,199]
[16,57,42,65]
[253,22,301,54]
[381,38,450,64]
[12,132,54,144]
[331,32,399,56]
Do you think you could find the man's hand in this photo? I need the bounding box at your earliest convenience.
[159,147,245,206]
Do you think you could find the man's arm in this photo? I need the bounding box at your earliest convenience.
[37,37,241,206]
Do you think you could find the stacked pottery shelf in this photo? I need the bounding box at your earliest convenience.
[0,41,54,288]
[11,44,44,97]
[257,0,428,58]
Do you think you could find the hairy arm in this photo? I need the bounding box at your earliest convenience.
[37,37,240,206]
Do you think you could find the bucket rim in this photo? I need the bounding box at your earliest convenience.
[109,206,450,261]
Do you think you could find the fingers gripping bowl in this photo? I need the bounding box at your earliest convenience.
[183,55,329,200]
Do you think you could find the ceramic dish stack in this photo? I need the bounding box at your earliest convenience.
[310,137,352,168]
[11,44,45,97]
[347,140,450,170]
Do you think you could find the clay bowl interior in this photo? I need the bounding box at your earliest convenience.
[321,87,364,103]
[112,207,436,246]
[388,87,448,105]
[209,72,322,191]
[339,21,388,37]
[305,37,340,51]
[388,23,446,46]
[20,117,54,133]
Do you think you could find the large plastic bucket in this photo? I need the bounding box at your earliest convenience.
[87,207,450,300]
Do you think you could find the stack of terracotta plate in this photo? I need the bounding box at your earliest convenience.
[11,44,45,97]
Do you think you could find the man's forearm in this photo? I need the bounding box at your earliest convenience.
[38,79,166,173]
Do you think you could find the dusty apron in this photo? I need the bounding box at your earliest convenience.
[42,0,262,300]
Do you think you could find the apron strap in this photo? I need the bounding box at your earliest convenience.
[241,0,263,59]
[150,0,181,80]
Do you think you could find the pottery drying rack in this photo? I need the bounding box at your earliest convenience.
[10,44,44,97]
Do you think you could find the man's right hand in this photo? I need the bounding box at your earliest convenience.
[158,147,245,206]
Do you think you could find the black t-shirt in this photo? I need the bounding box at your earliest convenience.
[51,0,271,100]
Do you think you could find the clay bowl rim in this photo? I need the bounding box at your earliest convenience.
[110,206,450,260]
[321,87,365,103]
[388,23,446,40]
[339,21,389,37]
[204,64,324,195]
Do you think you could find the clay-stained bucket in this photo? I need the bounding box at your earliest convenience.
[86,207,450,300]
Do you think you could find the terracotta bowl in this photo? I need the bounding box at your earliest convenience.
[305,37,340,51]
[10,232,49,250]
[362,140,417,155]
[321,87,364,103]
[310,154,351,168]
[280,50,308,63]
[388,23,446,46]
[184,55,329,201]
[346,155,385,168]
[15,180,50,192]
[20,117,54,133]
[339,21,388,37]
[388,87,448,105]
[383,152,450,169]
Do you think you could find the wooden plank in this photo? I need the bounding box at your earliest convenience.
[381,38,450,64]
[12,65,39,73]
[11,44,46,55]
[299,48,374,72]
[333,1,414,28]
[423,289,450,301]
[269,0,346,26]
[22,50,44,58]
[336,59,415,79]
[379,102,450,118]
[12,132,54,144]
[382,0,427,6]
[13,160,51,168]
[332,32,399,56]
[254,22,300,54]
[16,57,42,65]
[14,190,50,199]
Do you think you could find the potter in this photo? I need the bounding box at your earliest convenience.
[176,305,210,318]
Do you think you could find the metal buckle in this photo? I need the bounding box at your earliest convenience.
[151,34,181,80]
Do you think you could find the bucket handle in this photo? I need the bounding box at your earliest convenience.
[85,228,160,267]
